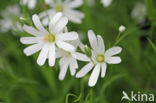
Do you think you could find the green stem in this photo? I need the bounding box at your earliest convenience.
[90,89,93,103]
[80,80,84,103]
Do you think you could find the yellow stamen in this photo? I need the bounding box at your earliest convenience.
[96,55,105,63]
[44,33,55,42]
[62,49,71,58]
[55,5,63,12]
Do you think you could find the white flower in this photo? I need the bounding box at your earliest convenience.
[20,13,78,66]
[76,30,122,87]
[0,5,22,33]
[56,40,89,80]
[131,2,146,23]
[119,25,126,32]
[39,0,84,26]
[20,0,36,9]
[101,0,112,8]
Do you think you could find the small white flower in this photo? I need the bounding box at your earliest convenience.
[0,5,22,33]
[76,30,122,87]
[39,0,84,26]
[20,13,78,66]
[101,0,112,8]
[57,40,90,80]
[131,2,146,23]
[119,25,126,32]
[20,0,36,9]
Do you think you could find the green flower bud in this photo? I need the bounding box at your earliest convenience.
[19,17,32,26]
[84,45,92,57]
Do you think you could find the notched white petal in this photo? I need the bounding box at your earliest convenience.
[28,0,36,9]
[48,43,55,66]
[20,37,43,44]
[54,17,68,34]
[101,63,107,78]
[24,43,43,56]
[88,64,101,87]
[97,35,105,53]
[23,25,42,36]
[72,52,90,62]
[106,56,121,64]
[65,9,84,24]
[68,0,83,8]
[69,59,78,76]
[76,62,94,78]
[88,30,98,50]
[105,46,122,57]
[59,63,69,80]
[37,44,49,66]
[56,41,75,52]
[49,12,62,32]
[32,14,48,34]
[58,32,78,41]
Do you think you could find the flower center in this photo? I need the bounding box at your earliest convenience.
[55,5,63,12]
[62,50,71,58]
[96,55,105,63]
[44,33,55,42]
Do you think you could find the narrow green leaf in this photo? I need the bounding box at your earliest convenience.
[147,38,156,54]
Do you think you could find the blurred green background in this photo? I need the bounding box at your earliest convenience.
[0,0,156,103]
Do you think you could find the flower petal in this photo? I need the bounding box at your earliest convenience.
[23,25,42,36]
[54,17,68,34]
[32,14,48,34]
[72,52,90,62]
[105,46,122,57]
[42,18,49,26]
[105,56,121,64]
[58,32,78,41]
[45,0,54,4]
[68,0,83,8]
[69,58,78,76]
[88,30,98,50]
[39,9,55,18]
[66,9,84,18]
[49,12,62,33]
[65,9,84,23]
[28,0,36,9]
[88,64,101,87]
[59,57,65,66]
[37,44,49,66]
[59,60,69,80]
[20,37,43,44]
[48,43,55,66]
[24,43,43,56]
[97,35,105,53]
[76,62,94,78]
[56,48,63,58]
[101,63,107,78]
[79,42,85,52]
[101,0,112,7]
[56,41,75,52]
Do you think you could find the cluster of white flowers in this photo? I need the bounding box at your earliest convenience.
[20,12,122,87]
[75,30,122,86]
[39,0,85,25]
[87,0,112,7]
[0,0,125,87]
[20,0,37,9]
[131,2,146,23]
[0,5,22,33]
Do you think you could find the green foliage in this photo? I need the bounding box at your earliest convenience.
[0,0,156,103]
